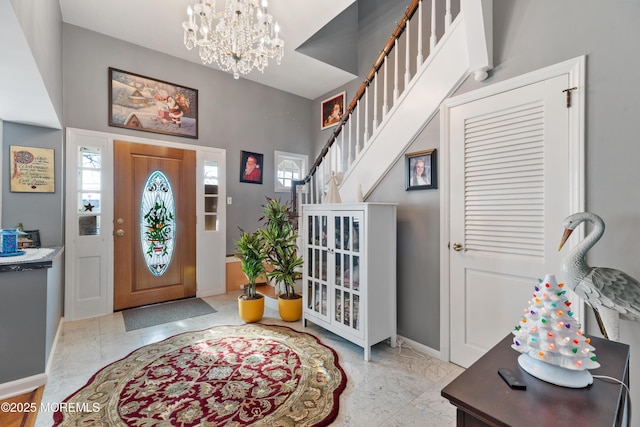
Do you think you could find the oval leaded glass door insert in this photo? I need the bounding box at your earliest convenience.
[140,170,176,276]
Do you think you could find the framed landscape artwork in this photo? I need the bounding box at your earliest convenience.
[405,149,437,190]
[109,67,198,139]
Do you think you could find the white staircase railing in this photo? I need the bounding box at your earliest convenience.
[291,0,492,211]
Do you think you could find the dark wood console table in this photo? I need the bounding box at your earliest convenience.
[441,334,630,426]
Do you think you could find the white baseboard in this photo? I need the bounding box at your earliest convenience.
[397,334,445,361]
[0,373,47,400]
[196,288,225,298]
[0,317,64,400]
[46,316,65,373]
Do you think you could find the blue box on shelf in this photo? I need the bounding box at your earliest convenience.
[0,229,27,256]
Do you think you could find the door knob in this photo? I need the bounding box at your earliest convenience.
[116,229,125,237]
[452,242,466,252]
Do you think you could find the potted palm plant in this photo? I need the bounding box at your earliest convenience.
[234,228,266,323]
[259,198,304,321]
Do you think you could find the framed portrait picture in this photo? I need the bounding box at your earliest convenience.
[240,151,264,184]
[10,145,55,193]
[109,67,198,139]
[321,91,346,130]
[405,149,437,190]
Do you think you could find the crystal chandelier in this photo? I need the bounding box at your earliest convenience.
[182,0,284,79]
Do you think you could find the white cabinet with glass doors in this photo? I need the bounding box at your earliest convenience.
[302,203,397,361]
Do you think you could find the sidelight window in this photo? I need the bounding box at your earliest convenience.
[77,146,102,236]
[204,160,219,231]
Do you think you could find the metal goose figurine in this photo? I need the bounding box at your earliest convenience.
[558,212,640,341]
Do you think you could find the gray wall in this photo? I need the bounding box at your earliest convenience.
[2,0,65,243]
[311,0,413,157]
[0,251,63,382]
[0,119,2,224]
[310,0,446,348]
[4,0,640,415]
[368,121,441,347]
[0,269,48,382]
[1,124,64,246]
[368,0,640,418]
[63,24,313,254]
[356,0,413,77]
[1,3,65,386]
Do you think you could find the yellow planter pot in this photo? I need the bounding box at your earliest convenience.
[238,295,264,323]
[278,295,302,322]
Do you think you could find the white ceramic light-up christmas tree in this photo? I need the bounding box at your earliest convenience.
[512,274,599,388]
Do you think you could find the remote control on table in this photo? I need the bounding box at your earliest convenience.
[497,368,526,390]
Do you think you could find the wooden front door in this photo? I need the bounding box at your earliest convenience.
[114,141,196,310]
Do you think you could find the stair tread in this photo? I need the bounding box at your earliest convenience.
[256,283,278,299]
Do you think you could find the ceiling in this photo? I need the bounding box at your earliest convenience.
[0,0,360,128]
[59,0,358,100]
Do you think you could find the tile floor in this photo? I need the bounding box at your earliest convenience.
[36,291,464,426]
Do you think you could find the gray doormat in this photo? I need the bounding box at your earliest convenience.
[122,298,217,331]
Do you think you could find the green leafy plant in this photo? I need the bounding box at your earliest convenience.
[258,198,303,299]
[234,228,266,300]
[143,200,174,256]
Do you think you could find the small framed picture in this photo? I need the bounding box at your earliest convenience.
[21,230,41,248]
[321,91,346,130]
[240,151,263,184]
[10,145,55,193]
[406,149,437,190]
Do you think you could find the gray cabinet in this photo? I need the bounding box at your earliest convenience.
[0,247,64,394]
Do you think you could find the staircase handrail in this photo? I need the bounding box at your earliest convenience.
[291,0,422,210]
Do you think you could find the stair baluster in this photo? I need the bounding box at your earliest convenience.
[291,0,460,216]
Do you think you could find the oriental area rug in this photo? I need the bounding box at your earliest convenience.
[53,324,347,426]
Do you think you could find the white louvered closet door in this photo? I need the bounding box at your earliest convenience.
[449,74,574,367]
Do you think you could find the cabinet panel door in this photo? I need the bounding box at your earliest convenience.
[304,213,330,320]
[332,212,364,338]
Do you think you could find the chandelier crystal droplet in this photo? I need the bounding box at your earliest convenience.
[182,0,284,79]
